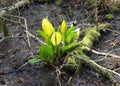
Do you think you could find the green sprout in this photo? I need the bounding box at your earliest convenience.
[104,14,114,20]
[0,18,9,37]
[28,18,79,64]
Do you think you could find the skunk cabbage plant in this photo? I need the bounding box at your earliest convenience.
[29,18,80,64]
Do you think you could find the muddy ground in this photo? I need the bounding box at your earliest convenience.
[0,1,120,86]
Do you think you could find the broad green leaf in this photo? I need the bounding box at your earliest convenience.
[65,26,80,44]
[28,58,42,63]
[37,30,50,43]
[66,26,75,35]
[39,45,54,63]
[62,43,78,55]
[65,31,77,44]
[64,26,78,44]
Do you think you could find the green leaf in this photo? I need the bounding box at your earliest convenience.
[66,26,75,35]
[39,45,55,63]
[66,31,77,43]
[110,5,119,11]
[104,14,114,20]
[28,58,42,63]
[65,26,77,44]
[62,43,78,55]
[37,30,50,43]
[57,25,61,32]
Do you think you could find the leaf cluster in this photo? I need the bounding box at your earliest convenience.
[29,18,79,64]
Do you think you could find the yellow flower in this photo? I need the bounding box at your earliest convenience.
[42,18,55,36]
[51,32,62,46]
[61,20,66,35]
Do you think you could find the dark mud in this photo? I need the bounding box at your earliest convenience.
[0,1,120,86]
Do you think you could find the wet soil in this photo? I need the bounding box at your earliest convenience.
[0,1,120,86]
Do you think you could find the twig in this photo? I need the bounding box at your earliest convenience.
[17,62,28,71]
[0,0,31,48]
[56,68,62,86]
[106,29,120,35]
[24,18,31,48]
[0,36,24,43]
[0,16,20,24]
[88,48,120,59]
[114,67,120,72]
[10,15,32,48]
[0,7,7,11]
[66,76,73,85]
[24,31,46,45]
[95,7,99,31]
[1,14,46,45]
[104,48,120,58]
[0,35,32,50]
[1,14,32,48]
[10,77,26,86]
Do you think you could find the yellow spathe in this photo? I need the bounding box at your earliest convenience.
[42,18,55,36]
[51,32,62,46]
[61,20,66,35]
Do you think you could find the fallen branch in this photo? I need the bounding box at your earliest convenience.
[73,55,120,84]
[65,23,120,85]
[0,0,30,17]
